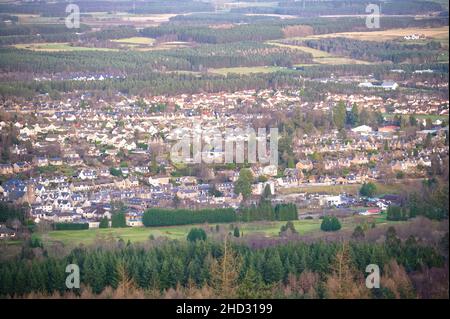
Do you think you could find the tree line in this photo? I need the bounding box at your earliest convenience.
[0,236,445,297]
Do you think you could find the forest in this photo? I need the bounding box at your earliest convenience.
[288,38,444,64]
[0,234,446,298]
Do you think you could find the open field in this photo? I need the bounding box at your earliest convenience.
[38,214,395,247]
[111,37,155,45]
[278,180,425,196]
[303,26,449,46]
[13,43,118,52]
[267,41,371,65]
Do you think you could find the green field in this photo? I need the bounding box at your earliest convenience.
[37,214,395,247]
[42,220,320,246]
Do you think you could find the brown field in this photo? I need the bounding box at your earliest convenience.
[267,41,371,65]
[306,26,449,43]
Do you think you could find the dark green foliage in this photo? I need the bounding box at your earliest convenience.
[0,203,25,222]
[142,208,237,227]
[187,228,207,242]
[142,24,284,44]
[234,168,253,200]
[0,239,444,297]
[359,182,377,197]
[99,217,109,228]
[386,206,409,221]
[300,37,443,64]
[233,226,240,238]
[111,212,126,228]
[53,223,89,231]
[352,225,365,240]
[241,203,298,222]
[407,180,449,220]
[320,216,342,232]
[279,221,298,236]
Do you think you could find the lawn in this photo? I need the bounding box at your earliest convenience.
[42,219,323,247]
[39,214,400,248]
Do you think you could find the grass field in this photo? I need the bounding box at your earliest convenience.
[38,213,397,248]
[111,37,155,45]
[41,219,321,246]
[13,43,118,52]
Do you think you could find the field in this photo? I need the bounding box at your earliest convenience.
[38,214,395,247]
[305,26,449,46]
[13,43,118,52]
[111,37,155,45]
[267,41,371,65]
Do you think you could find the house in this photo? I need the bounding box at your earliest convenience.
[78,169,97,180]
[359,208,382,216]
[296,160,313,171]
[33,157,49,167]
[0,164,13,175]
[351,125,373,134]
[49,157,63,166]
[381,81,399,90]
[378,126,400,133]
[0,225,16,239]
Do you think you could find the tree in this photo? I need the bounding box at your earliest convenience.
[234,168,253,200]
[210,237,241,298]
[333,101,346,130]
[321,216,341,232]
[233,226,240,238]
[99,217,109,228]
[352,225,365,240]
[261,184,272,201]
[359,182,377,197]
[325,243,370,298]
[187,228,207,242]
[279,221,298,236]
[346,103,359,127]
[386,206,408,221]
[111,211,126,228]
[263,250,283,283]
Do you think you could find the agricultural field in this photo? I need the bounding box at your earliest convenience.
[267,41,371,65]
[304,26,449,46]
[111,37,155,45]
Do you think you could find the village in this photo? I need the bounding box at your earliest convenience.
[0,87,448,234]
